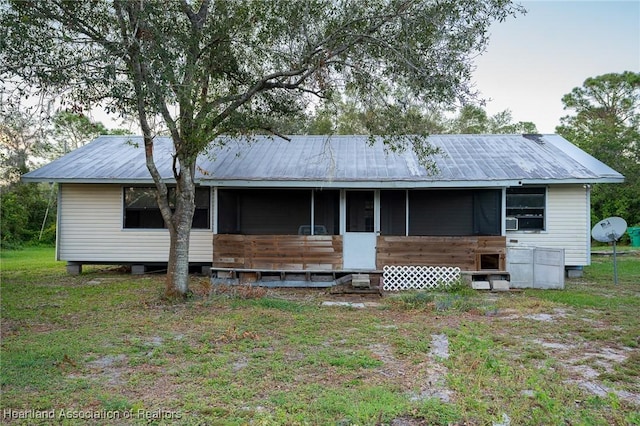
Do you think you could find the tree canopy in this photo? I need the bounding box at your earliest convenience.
[557,71,640,227]
[0,102,50,183]
[0,95,126,249]
[1,0,524,297]
[51,111,126,156]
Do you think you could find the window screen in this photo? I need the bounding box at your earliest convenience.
[409,190,473,236]
[473,190,501,235]
[313,190,340,235]
[217,189,311,235]
[381,190,406,236]
[407,189,501,236]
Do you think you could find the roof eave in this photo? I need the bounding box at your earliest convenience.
[199,179,523,188]
[22,177,625,187]
[520,177,625,185]
[21,177,176,185]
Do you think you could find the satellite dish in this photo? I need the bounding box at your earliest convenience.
[591,217,627,285]
[592,217,627,243]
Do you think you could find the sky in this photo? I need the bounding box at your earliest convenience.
[472,0,640,133]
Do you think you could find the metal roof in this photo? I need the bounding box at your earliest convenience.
[22,134,625,188]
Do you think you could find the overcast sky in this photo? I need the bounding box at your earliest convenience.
[473,0,640,133]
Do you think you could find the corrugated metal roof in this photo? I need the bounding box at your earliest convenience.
[22,134,624,187]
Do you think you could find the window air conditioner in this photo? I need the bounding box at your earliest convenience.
[506,217,518,231]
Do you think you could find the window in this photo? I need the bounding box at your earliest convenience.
[346,191,374,232]
[123,187,210,229]
[506,187,545,231]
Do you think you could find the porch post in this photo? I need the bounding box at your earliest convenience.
[212,187,218,234]
[405,189,409,236]
[310,189,315,235]
[339,189,346,235]
[374,189,381,234]
[501,187,506,236]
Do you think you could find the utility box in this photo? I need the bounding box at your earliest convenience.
[507,247,565,289]
[628,227,640,247]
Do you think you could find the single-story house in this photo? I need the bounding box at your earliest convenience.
[23,134,623,287]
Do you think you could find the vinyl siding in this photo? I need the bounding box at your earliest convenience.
[58,184,212,263]
[506,185,589,266]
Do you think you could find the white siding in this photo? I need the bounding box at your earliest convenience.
[506,185,589,266]
[58,184,212,263]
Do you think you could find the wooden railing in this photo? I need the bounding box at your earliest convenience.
[213,234,343,270]
[376,236,506,271]
[214,234,506,272]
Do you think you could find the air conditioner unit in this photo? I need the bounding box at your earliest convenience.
[506,217,519,231]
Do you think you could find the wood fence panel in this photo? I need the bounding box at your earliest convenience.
[213,235,343,270]
[214,234,505,272]
[212,234,246,268]
[376,236,506,271]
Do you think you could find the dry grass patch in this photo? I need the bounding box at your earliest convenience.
[1,247,639,425]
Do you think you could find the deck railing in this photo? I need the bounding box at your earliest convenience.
[213,234,506,272]
[213,234,343,270]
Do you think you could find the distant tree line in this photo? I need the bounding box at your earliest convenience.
[276,98,538,136]
[0,101,128,248]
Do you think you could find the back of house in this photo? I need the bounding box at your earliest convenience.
[22,134,624,288]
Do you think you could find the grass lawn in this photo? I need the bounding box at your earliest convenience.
[1,247,639,425]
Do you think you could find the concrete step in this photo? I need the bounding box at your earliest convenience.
[491,279,510,291]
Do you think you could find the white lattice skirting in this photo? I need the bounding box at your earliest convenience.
[383,265,461,291]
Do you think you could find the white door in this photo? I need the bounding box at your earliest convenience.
[343,191,377,269]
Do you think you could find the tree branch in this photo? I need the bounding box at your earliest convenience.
[114,0,174,232]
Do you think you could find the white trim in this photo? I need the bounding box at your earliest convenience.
[213,187,218,234]
[405,189,409,237]
[501,187,507,236]
[339,190,346,235]
[544,185,549,231]
[310,190,315,235]
[56,185,62,261]
[23,177,625,186]
[199,179,525,188]
[585,184,591,266]
[374,189,380,235]
[120,186,125,230]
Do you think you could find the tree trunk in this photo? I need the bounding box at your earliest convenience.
[164,168,197,299]
[166,220,192,298]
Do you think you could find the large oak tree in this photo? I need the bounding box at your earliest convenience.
[1,0,523,297]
